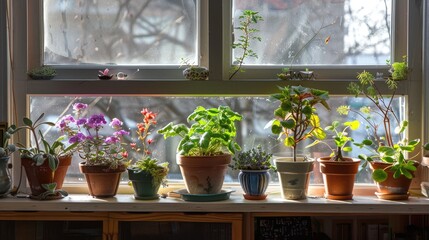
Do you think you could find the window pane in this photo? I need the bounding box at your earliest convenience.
[30,95,405,184]
[43,0,197,65]
[233,0,391,65]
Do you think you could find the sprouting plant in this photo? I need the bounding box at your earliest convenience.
[229,10,263,80]
[307,120,360,161]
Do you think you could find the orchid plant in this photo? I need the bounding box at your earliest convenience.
[128,108,169,187]
[57,103,129,168]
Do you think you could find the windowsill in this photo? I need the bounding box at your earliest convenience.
[0,193,427,214]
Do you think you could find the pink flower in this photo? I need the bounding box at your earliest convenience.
[147,139,154,144]
[73,103,88,111]
[114,130,130,136]
[105,136,119,144]
[109,118,123,128]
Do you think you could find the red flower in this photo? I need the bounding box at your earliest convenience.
[130,143,137,149]
[147,139,154,144]
[121,151,128,158]
[137,123,145,133]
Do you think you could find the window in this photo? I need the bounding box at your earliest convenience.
[7,0,425,191]
[43,0,198,66]
[232,0,392,65]
[29,95,405,184]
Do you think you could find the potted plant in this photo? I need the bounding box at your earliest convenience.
[230,145,275,200]
[0,125,17,196]
[58,102,129,198]
[158,105,243,194]
[266,85,330,199]
[15,114,75,200]
[307,120,361,200]
[127,108,169,200]
[98,68,114,80]
[341,56,420,200]
[180,58,209,81]
[422,142,429,197]
[27,66,57,80]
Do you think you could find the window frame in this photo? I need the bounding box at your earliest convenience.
[6,0,426,193]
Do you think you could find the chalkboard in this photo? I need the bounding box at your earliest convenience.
[255,216,313,240]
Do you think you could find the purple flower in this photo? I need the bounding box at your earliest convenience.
[109,118,123,128]
[114,130,130,136]
[76,118,87,125]
[69,133,86,143]
[105,136,119,144]
[87,114,107,128]
[56,114,75,130]
[73,103,88,111]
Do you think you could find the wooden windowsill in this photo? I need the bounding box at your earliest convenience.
[0,193,427,215]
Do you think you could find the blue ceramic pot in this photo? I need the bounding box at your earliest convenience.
[238,170,270,200]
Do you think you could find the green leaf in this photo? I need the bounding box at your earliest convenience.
[312,127,326,140]
[284,137,295,147]
[372,169,388,182]
[343,146,352,152]
[306,140,320,148]
[344,120,360,130]
[23,117,33,127]
[280,119,295,129]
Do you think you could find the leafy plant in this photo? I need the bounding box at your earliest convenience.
[158,106,243,156]
[230,145,275,171]
[0,125,17,158]
[128,108,169,187]
[424,142,429,156]
[266,85,330,162]
[307,120,360,161]
[27,66,56,79]
[229,10,263,80]
[17,113,76,172]
[340,56,419,182]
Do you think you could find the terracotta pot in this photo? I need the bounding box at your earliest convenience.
[177,154,231,194]
[79,162,125,198]
[318,157,360,200]
[21,155,72,198]
[370,161,418,200]
[128,168,162,200]
[238,170,270,200]
[274,156,314,200]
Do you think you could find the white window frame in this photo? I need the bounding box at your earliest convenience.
[5,0,426,194]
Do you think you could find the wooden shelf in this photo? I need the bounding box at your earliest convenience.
[0,194,427,214]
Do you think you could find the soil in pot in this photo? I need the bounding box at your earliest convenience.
[21,155,72,199]
[177,154,230,194]
[318,157,360,200]
[79,162,125,198]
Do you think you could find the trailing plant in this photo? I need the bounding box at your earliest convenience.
[267,85,330,161]
[158,106,243,156]
[128,108,169,187]
[339,56,420,182]
[229,10,263,80]
[307,120,360,161]
[230,145,275,171]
